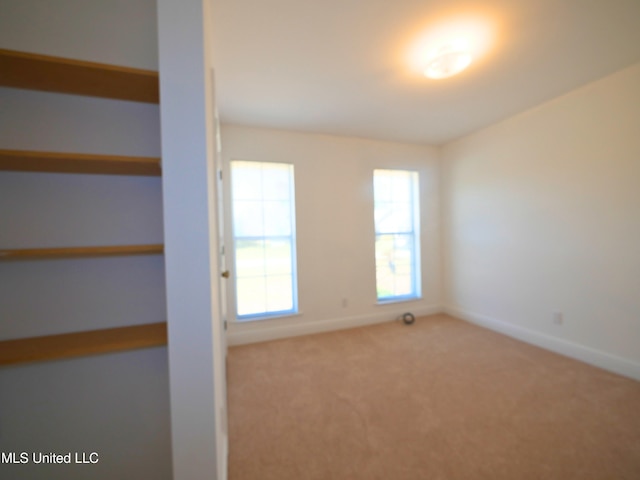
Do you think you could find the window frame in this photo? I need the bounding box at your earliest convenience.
[373,168,422,303]
[229,160,299,321]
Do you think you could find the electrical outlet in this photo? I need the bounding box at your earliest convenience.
[552,311,563,325]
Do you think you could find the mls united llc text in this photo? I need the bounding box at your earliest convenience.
[2,452,99,464]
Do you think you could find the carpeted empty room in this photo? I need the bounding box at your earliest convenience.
[227,314,640,480]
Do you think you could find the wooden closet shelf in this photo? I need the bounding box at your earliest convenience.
[0,48,159,103]
[0,244,164,260]
[0,149,161,176]
[0,322,167,366]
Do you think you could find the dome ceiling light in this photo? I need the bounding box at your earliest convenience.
[423,42,472,79]
[405,15,495,81]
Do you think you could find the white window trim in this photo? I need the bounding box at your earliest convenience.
[229,160,299,322]
[373,168,422,302]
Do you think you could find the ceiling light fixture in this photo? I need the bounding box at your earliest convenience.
[424,43,472,79]
[405,16,495,80]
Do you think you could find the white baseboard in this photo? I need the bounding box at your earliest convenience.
[227,304,442,346]
[445,305,640,382]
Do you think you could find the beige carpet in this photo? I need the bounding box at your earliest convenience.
[227,314,640,480]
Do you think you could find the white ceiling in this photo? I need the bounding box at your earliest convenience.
[211,0,640,146]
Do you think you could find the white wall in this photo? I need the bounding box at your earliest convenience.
[0,0,158,70]
[221,125,442,344]
[157,0,228,479]
[0,1,171,478]
[441,63,640,379]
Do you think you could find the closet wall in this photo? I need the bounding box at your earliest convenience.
[0,1,171,478]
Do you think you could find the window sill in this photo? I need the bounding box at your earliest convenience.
[375,296,422,306]
[233,311,302,323]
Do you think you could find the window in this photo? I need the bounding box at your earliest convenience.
[373,169,421,301]
[230,160,297,319]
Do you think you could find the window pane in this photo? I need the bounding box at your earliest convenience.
[264,201,291,236]
[262,164,291,200]
[233,200,265,237]
[266,275,293,312]
[265,239,292,275]
[393,274,413,297]
[232,161,263,200]
[375,234,396,298]
[237,277,267,316]
[375,203,412,233]
[374,174,393,202]
[236,239,266,277]
[392,173,412,203]
[375,234,416,299]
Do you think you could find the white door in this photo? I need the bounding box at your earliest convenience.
[211,69,229,477]
[215,108,229,358]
